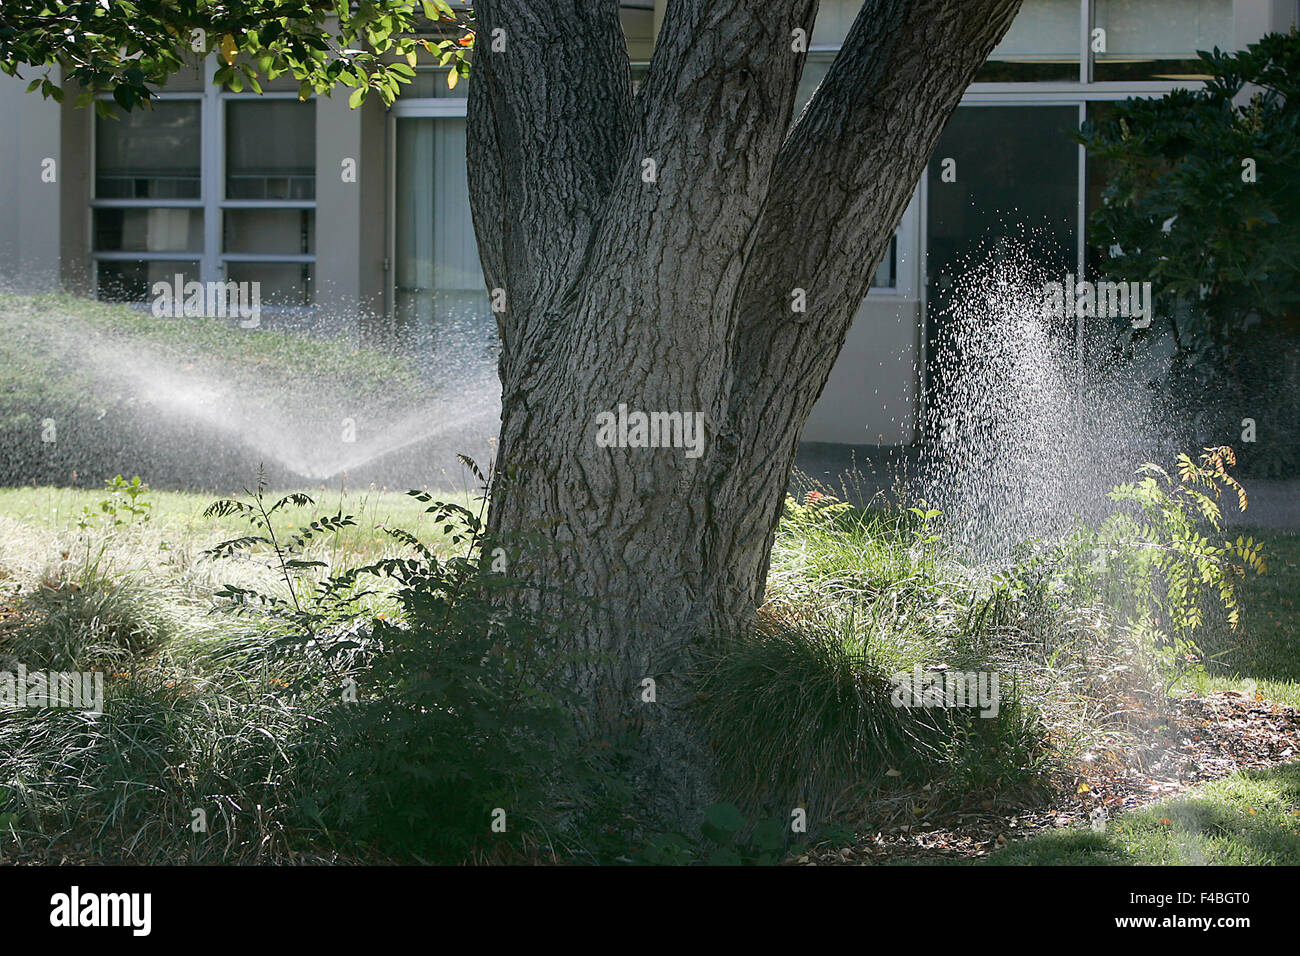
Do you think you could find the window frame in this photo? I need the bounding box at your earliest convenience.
[91,64,317,313]
[387,68,471,320]
[916,0,1230,424]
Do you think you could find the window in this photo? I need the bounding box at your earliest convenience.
[396,68,469,100]
[92,78,316,310]
[95,99,201,199]
[92,97,202,301]
[808,0,866,47]
[221,98,315,306]
[925,105,1081,297]
[392,70,494,364]
[794,52,833,115]
[967,0,1236,84]
[631,62,649,93]
[1093,0,1233,81]
[976,0,1081,82]
[225,100,316,200]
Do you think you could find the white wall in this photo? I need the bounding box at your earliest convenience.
[1236,0,1300,44]
[316,92,387,327]
[0,73,61,293]
[802,298,921,445]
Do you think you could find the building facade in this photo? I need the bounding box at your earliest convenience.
[1,0,1295,446]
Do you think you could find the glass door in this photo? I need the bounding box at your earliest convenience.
[922,103,1081,432]
[393,115,494,372]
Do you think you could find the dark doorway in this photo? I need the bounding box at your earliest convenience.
[923,104,1081,436]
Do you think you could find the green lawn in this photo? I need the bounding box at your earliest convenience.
[0,292,440,489]
[0,292,424,418]
[0,483,463,564]
[1182,526,1300,707]
[986,763,1300,865]
[980,527,1300,866]
[0,483,473,661]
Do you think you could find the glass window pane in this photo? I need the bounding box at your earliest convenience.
[95,100,201,199]
[926,105,1080,279]
[794,53,895,291]
[223,209,315,255]
[398,68,469,99]
[872,237,896,290]
[226,100,316,199]
[924,105,1080,397]
[811,0,865,47]
[631,63,649,95]
[225,261,313,307]
[1084,99,1122,274]
[977,0,1081,82]
[94,208,203,253]
[788,0,1094,85]
[621,4,655,61]
[96,260,200,302]
[1094,0,1233,81]
[394,116,494,361]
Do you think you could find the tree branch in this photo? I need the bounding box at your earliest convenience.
[577,0,818,338]
[708,0,1024,611]
[467,0,634,370]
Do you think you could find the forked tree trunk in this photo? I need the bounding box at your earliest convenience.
[466,0,1022,826]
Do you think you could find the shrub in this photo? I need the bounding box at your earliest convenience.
[989,446,1267,689]
[701,492,1056,825]
[309,513,587,863]
[7,571,169,671]
[1077,30,1300,474]
[201,466,599,863]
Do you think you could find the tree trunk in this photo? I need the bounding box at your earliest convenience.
[467,0,1023,828]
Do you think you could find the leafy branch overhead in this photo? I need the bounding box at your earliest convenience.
[0,0,474,113]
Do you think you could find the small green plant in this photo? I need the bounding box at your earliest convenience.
[906,501,944,549]
[780,489,855,532]
[982,447,1266,690]
[201,469,365,677]
[1094,446,1262,632]
[102,474,152,525]
[771,490,948,602]
[1098,447,1265,688]
[640,802,794,866]
[75,474,152,531]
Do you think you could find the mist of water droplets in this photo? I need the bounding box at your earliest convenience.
[0,294,502,492]
[916,245,1181,557]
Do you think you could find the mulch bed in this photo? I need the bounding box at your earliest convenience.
[793,691,1300,865]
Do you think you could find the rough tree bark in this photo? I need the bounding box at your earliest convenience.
[466,0,1023,825]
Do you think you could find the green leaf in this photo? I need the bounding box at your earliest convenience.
[707,847,743,866]
[751,818,786,852]
[704,802,746,834]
